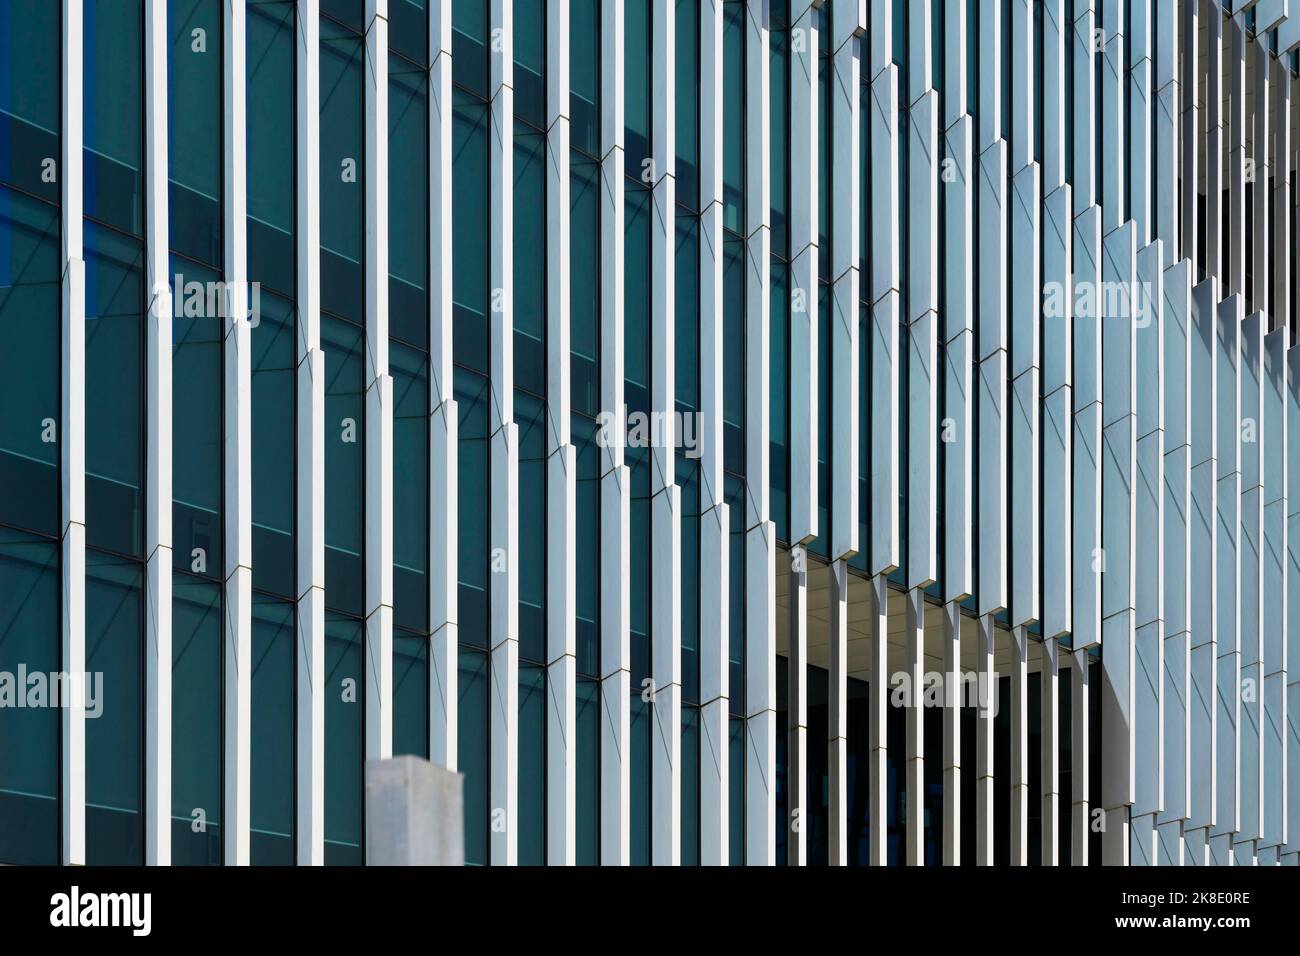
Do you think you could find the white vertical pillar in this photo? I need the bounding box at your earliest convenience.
[1226,15,1247,297]
[1236,310,1264,865]
[487,0,518,868]
[60,0,86,869]
[976,614,995,865]
[1286,344,1300,864]
[1153,0,1178,265]
[1129,0,1152,248]
[223,0,252,866]
[1010,626,1028,865]
[427,0,458,774]
[1071,650,1091,865]
[1187,277,1220,859]
[545,0,576,866]
[599,0,630,867]
[1072,1,1097,216]
[1205,6,1223,281]
[1043,183,1073,642]
[870,573,889,866]
[906,588,925,865]
[143,0,172,867]
[1252,37,1270,315]
[363,0,393,772]
[828,560,848,866]
[1099,0,1125,233]
[648,0,679,868]
[942,601,962,865]
[1273,62,1291,336]
[294,0,325,867]
[1179,0,1198,270]
[787,558,807,867]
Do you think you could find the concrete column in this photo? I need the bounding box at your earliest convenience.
[1042,637,1060,865]
[906,588,925,865]
[942,601,962,865]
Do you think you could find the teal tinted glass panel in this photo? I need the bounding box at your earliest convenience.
[393,630,429,758]
[320,21,363,322]
[321,0,362,31]
[168,0,223,266]
[458,646,488,865]
[324,612,362,864]
[84,0,142,236]
[809,283,830,557]
[726,474,745,715]
[0,529,58,865]
[251,593,295,864]
[452,91,489,372]
[247,0,295,296]
[675,213,698,412]
[625,0,650,176]
[630,694,650,864]
[0,0,60,203]
[769,259,788,542]
[251,288,296,597]
[518,663,546,864]
[569,0,599,155]
[770,28,788,258]
[574,415,599,676]
[624,184,650,410]
[681,706,700,865]
[513,123,545,394]
[392,342,429,631]
[451,0,488,96]
[575,676,599,864]
[389,53,428,347]
[84,222,144,557]
[456,368,489,647]
[678,457,699,703]
[675,0,699,210]
[172,256,224,577]
[513,0,545,127]
[389,0,427,65]
[570,156,599,417]
[517,391,546,664]
[0,186,59,535]
[723,0,744,232]
[628,446,650,676]
[85,549,143,865]
[172,575,223,864]
[323,315,364,616]
[729,715,744,863]
[723,236,744,474]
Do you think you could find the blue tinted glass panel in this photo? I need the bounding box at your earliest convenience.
[458,646,488,864]
[513,0,545,127]
[0,0,60,203]
[624,185,650,410]
[625,0,651,176]
[570,157,600,416]
[324,612,362,865]
[323,315,364,616]
[770,28,788,258]
[389,0,427,65]
[513,123,545,394]
[456,368,489,648]
[389,53,428,346]
[247,0,295,296]
[251,289,296,597]
[769,260,788,542]
[85,549,143,865]
[84,0,142,235]
[574,415,600,676]
[393,630,429,758]
[517,391,546,664]
[575,676,599,864]
[518,662,546,864]
[172,575,223,864]
[630,694,650,864]
[675,0,699,210]
[168,0,223,266]
[452,92,489,372]
[569,0,600,155]
[681,706,700,865]
[451,0,488,96]
[251,592,295,864]
[320,22,363,322]
[0,186,59,535]
[0,529,58,865]
[392,342,429,631]
[729,715,744,864]
[723,1,744,232]
[675,214,698,412]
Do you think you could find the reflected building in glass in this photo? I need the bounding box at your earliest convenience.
[3,0,1300,868]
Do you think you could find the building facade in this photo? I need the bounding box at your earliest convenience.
[1,0,1299,867]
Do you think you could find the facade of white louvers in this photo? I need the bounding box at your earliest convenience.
[29,0,1300,867]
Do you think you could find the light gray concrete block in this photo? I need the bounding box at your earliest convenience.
[365,756,465,866]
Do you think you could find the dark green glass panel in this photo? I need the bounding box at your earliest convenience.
[809,283,830,558]
[675,0,699,211]
[625,0,650,177]
[630,694,649,865]
[321,0,363,32]
[513,123,545,394]
[171,574,223,864]
[575,676,599,864]
[723,235,744,475]
[678,456,699,703]
[729,715,744,864]
[573,414,599,676]
[392,342,429,631]
[769,259,788,543]
[681,706,700,865]
[518,663,545,865]
[723,0,744,233]
[247,0,295,296]
[172,255,224,578]
[251,592,294,864]
[452,92,489,373]
[0,186,59,535]
[168,0,223,266]
[85,548,143,865]
[389,0,427,65]
[517,390,546,664]
[769,28,788,259]
[628,446,650,680]
[456,368,489,648]
[0,0,60,203]
[513,0,545,128]
[251,288,296,597]
[323,315,364,616]
[458,646,488,865]
[570,156,600,417]
[0,529,58,865]
[569,0,599,156]
[389,54,428,347]
[624,184,650,411]
[393,629,428,758]
[726,474,745,716]
[451,0,488,97]
[84,222,144,558]
[320,21,363,322]
[324,612,362,865]
[84,0,142,236]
